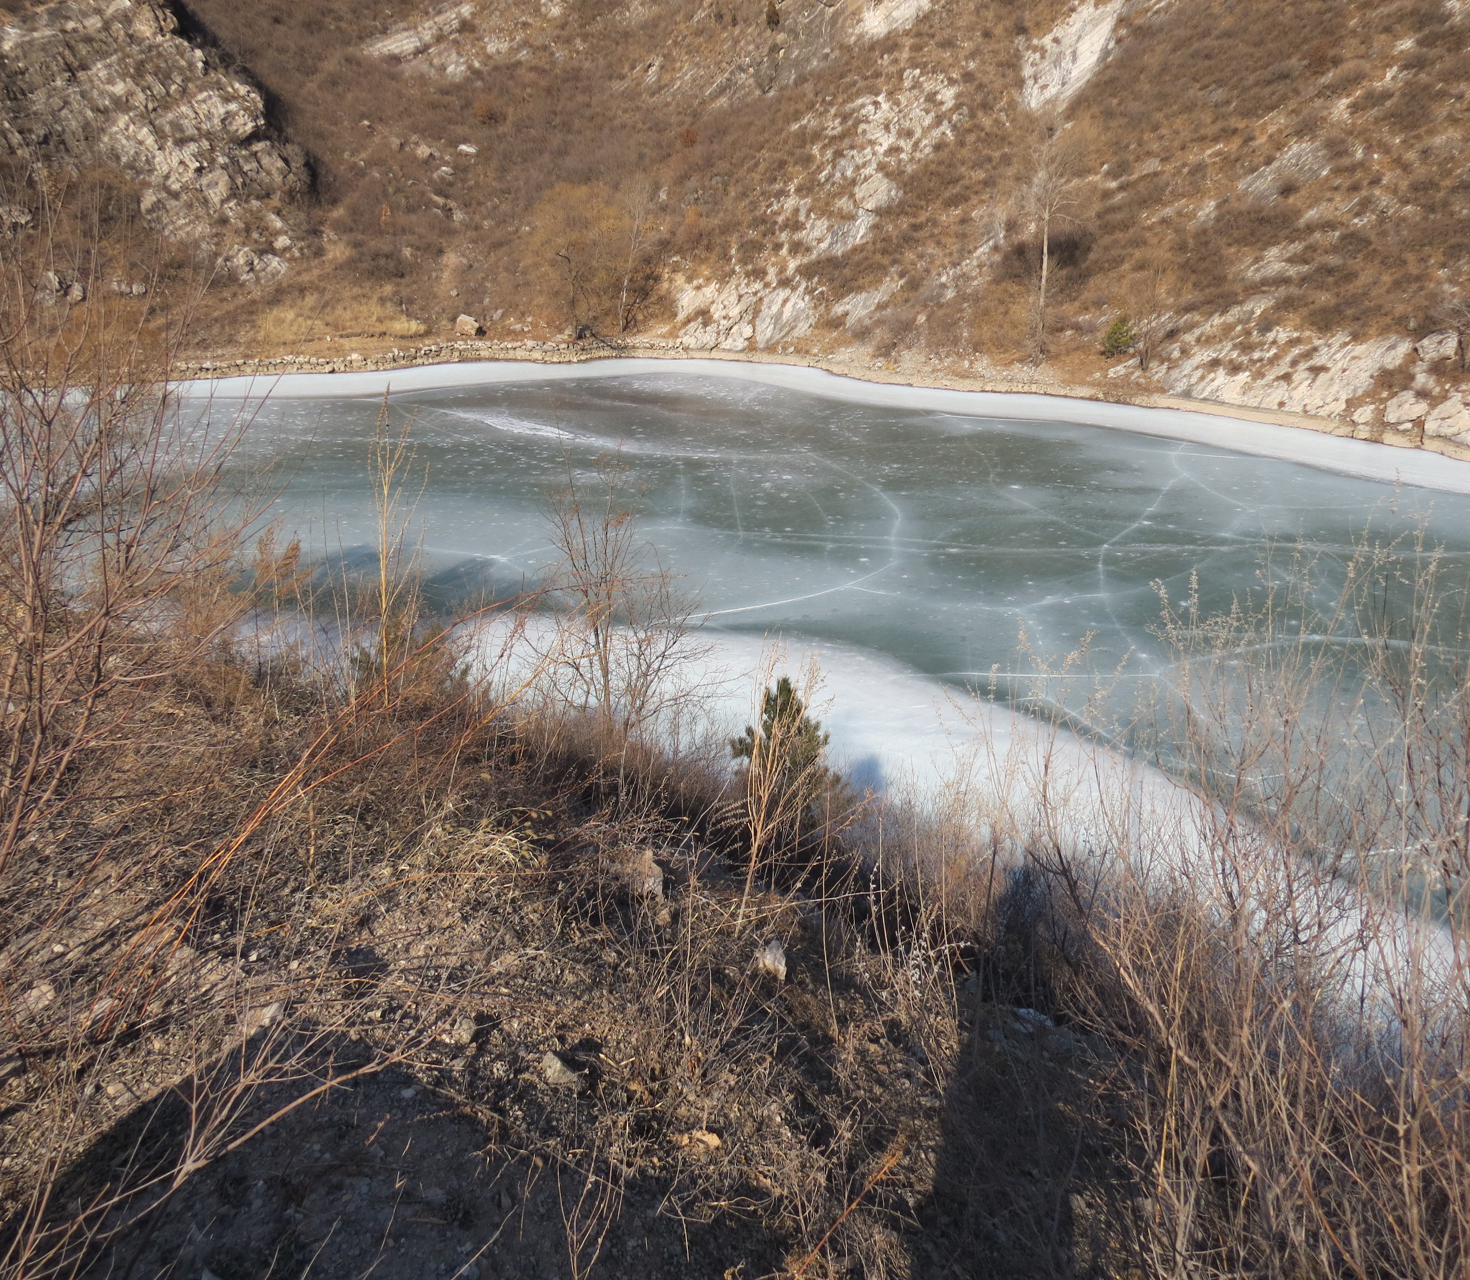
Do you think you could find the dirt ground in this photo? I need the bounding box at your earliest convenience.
[10,810,1133,1280]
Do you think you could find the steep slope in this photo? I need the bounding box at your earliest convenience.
[0,0,311,284]
[5,0,1470,448]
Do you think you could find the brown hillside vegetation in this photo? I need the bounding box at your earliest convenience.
[5,0,1470,434]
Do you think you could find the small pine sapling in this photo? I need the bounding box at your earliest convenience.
[1101,315,1138,358]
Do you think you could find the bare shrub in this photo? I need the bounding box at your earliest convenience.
[528,181,670,338]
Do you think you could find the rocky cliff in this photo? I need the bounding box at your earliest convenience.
[0,0,311,284]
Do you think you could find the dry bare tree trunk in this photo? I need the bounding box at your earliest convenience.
[1023,116,1091,363]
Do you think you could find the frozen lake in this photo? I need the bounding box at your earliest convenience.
[213,363,1470,730]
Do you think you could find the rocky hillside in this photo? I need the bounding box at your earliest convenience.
[0,0,311,287]
[5,0,1470,448]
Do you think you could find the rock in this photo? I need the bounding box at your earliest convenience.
[445,1014,478,1046]
[0,0,309,248]
[1424,396,1470,444]
[457,143,478,155]
[1239,139,1332,203]
[1022,0,1125,111]
[539,1050,584,1090]
[621,847,664,898]
[20,981,55,1013]
[364,2,477,61]
[1416,330,1461,364]
[238,999,285,1034]
[422,1185,447,1205]
[0,203,32,234]
[452,1265,480,1280]
[202,1270,224,1280]
[219,245,289,288]
[754,285,816,350]
[1385,391,1430,425]
[1166,334,1414,421]
[455,313,483,336]
[756,938,787,982]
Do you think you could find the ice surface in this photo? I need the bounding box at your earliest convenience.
[211,365,1470,730]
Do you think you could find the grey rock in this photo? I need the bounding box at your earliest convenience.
[0,0,308,252]
[539,1050,584,1090]
[446,1014,478,1046]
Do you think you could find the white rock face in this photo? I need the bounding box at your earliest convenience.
[1165,333,1414,420]
[1416,330,1462,363]
[793,70,959,258]
[1022,0,1126,112]
[1385,391,1430,424]
[832,278,901,329]
[676,278,760,351]
[858,0,934,40]
[1239,140,1332,202]
[219,245,289,288]
[754,287,817,349]
[1424,395,1470,444]
[0,0,308,249]
[365,2,476,59]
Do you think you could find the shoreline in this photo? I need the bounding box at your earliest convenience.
[176,338,1470,458]
[181,346,1470,497]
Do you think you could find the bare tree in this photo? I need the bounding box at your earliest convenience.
[0,199,261,874]
[1022,117,1093,361]
[531,178,667,340]
[616,175,663,335]
[542,454,700,744]
[1126,262,1172,372]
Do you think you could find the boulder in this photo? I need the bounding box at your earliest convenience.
[1424,396,1470,444]
[455,313,483,336]
[1416,330,1462,364]
[1384,391,1429,425]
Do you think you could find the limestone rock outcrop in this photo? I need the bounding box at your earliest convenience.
[0,0,309,273]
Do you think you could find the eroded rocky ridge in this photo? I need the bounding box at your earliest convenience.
[0,0,310,282]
